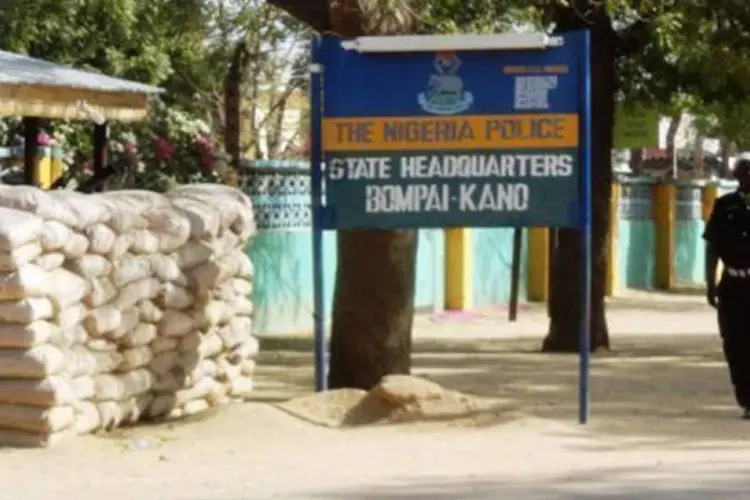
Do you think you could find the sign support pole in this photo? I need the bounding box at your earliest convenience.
[310,41,327,393]
[579,30,593,425]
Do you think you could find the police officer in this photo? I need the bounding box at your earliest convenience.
[704,158,750,419]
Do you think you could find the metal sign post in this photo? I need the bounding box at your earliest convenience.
[309,31,592,423]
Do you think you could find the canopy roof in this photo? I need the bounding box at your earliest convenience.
[0,50,163,122]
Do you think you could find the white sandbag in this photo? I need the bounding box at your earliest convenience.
[0,321,59,348]
[108,232,133,260]
[0,264,50,300]
[47,190,112,228]
[111,308,139,340]
[0,186,77,226]
[86,338,117,352]
[237,251,253,278]
[151,337,178,356]
[231,208,256,242]
[153,371,181,392]
[137,300,163,323]
[56,303,87,330]
[166,407,184,420]
[158,310,194,337]
[175,376,221,406]
[187,257,237,295]
[112,255,152,287]
[171,198,221,240]
[229,296,254,317]
[148,350,179,375]
[228,376,253,399]
[0,241,43,271]
[0,297,54,324]
[66,345,122,376]
[0,403,74,433]
[131,230,160,254]
[148,393,176,418]
[0,207,44,251]
[118,346,154,371]
[96,396,152,430]
[62,233,89,259]
[172,241,212,270]
[194,300,232,328]
[70,254,113,279]
[92,369,154,401]
[105,190,170,212]
[0,428,67,448]
[169,185,247,230]
[83,305,122,337]
[48,268,89,309]
[123,392,154,425]
[70,376,96,400]
[121,323,158,347]
[182,398,211,416]
[186,359,218,386]
[205,381,229,406]
[145,209,191,253]
[85,277,117,308]
[215,357,242,383]
[218,318,252,350]
[0,377,74,407]
[56,323,87,347]
[215,278,253,300]
[160,283,194,309]
[198,332,224,358]
[178,331,201,354]
[228,336,259,363]
[34,252,65,271]
[85,224,116,255]
[73,401,101,434]
[241,358,256,377]
[40,220,71,252]
[112,277,160,310]
[150,254,181,282]
[0,345,65,378]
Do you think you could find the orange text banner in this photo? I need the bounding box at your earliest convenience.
[323,113,579,152]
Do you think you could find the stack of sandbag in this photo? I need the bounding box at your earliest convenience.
[0,184,257,447]
[147,185,257,420]
[0,203,89,447]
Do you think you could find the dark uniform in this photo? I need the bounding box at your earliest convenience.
[703,191,750,410]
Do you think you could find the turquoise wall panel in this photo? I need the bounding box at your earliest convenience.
[616,219,655,289]
[471,228,527,307]
[674,220,705,286]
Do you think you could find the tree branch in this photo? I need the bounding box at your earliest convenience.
[616,18,654,57]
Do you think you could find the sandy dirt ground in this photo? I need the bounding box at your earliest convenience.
[3,291,750,499]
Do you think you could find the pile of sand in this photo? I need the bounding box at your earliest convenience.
[277,375,516,428]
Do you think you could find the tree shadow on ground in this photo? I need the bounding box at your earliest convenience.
[252,334,748,445]
[297,464,750,499]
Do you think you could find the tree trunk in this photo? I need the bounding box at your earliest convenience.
[630,148,643,175]
[225,41,249,171]
[328,230,418,389]
[325,0,418,390]
[543,6,616,353]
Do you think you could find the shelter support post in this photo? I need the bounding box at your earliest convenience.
[23,117,40,186]
[93,122,109,175]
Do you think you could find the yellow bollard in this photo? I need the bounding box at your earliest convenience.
[606,182,620,296]
[526,227,549,302]
[444,228,472,310]
[653,182,676,290]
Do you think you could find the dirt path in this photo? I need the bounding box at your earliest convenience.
[3,293,748,500]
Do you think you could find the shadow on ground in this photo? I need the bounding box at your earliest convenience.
[296,465,750,499]
[252,333,745,444]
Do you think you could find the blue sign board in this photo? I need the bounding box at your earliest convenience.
[314,31,588,230]
[309,32,592,424]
